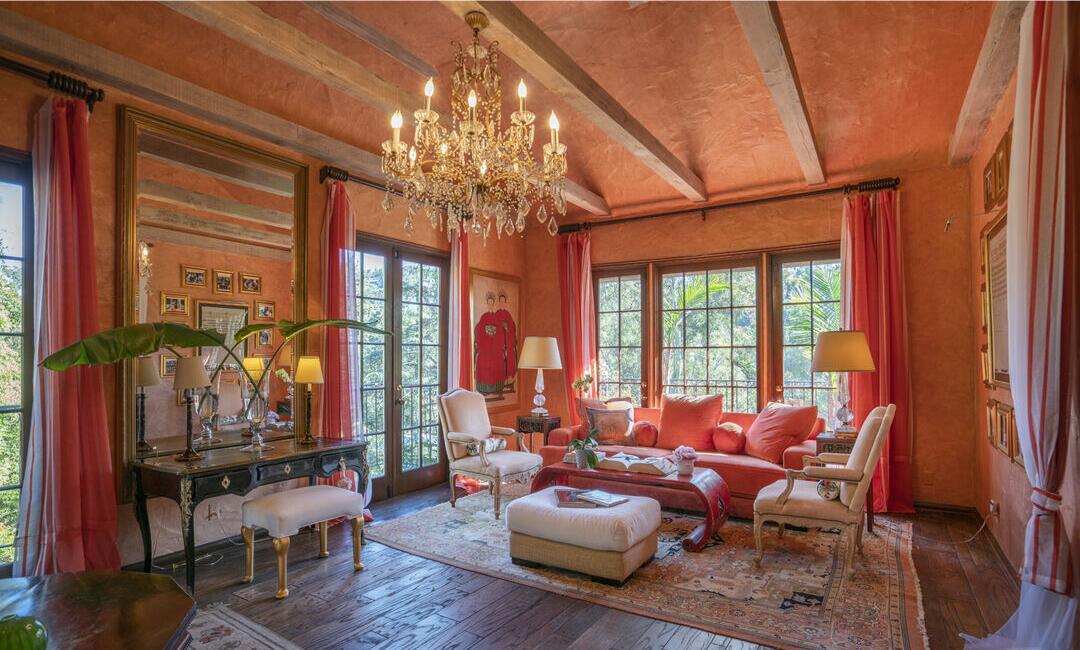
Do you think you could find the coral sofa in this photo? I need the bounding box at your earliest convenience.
[540,407,823,519]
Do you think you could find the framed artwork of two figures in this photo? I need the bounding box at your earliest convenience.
[470,269,521,413]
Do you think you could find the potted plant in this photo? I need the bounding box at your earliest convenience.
[571,372,593,397]
[672,445,698,476]
[567,430,600,469]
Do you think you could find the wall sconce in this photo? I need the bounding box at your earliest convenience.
[137,241,153,278]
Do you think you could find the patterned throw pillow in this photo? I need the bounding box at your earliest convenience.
[585,406,634,444]
[465,437,506,457]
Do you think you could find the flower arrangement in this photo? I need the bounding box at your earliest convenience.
[671,446,699,462]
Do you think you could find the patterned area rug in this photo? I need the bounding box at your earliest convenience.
[189,603,302,649]
[366,485,927,650]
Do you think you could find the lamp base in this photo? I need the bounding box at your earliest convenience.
[530,406,549,416]
[298,433,318,446]
[174,448,203,463]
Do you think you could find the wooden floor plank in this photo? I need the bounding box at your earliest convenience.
[175,484,1018,650]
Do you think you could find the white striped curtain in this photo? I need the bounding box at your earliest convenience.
[965,2,1077,647]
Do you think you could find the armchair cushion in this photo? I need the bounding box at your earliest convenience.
[452,450,542,476]
[439,390,492,437]
[754,479,860,524]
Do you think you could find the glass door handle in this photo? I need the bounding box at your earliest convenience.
[394,384,405,405]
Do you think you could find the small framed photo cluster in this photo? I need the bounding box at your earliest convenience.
[180,265,263,296]
[982,121,1012,212]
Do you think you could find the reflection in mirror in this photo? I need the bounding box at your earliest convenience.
[123,108,307,461]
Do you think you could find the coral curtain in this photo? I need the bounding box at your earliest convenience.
[557,232,597,426]
[15,97,119,575]
[840,189,914,514]
[447,229,471,390]
[966,3,1077,647]
[319,180,361,494]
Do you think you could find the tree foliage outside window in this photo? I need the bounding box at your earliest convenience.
[355,252,388,480]
[779,258,841,415]
[596,275,643,404]
[660,267,758,412]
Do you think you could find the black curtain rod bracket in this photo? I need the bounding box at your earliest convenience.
[559,176,901,234]
[319,165,403,197]
[0,56,104,112]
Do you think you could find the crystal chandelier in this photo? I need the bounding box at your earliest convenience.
[380,11,568,242]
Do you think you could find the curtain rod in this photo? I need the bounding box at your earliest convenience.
[557,176,900,234]
[0,55,104,112]
[320,165,403,197]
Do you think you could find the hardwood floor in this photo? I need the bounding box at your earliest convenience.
[180,486,1018,649]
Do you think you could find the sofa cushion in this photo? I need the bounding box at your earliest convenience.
[693,451,787,498]
[712,422,745,453]
[657,394,724,451]
[745,403,819,463]
[632,420,658,447]
[505,487,661,552]
[586,406,634,444]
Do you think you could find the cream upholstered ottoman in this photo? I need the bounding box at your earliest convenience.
[505,487,660,585]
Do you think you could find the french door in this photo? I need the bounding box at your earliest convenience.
[355,239,448,501]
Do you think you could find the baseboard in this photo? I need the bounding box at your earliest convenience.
[913,500,979,515]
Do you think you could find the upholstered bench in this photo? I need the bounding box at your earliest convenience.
[241,485,364,599]
[505,487,660,585]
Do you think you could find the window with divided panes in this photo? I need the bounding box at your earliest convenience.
[595,273,644,405]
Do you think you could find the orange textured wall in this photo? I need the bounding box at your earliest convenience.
[525,164,978,508]
[968,72,1079,577]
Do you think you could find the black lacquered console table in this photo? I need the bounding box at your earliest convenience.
[132,438,368,593]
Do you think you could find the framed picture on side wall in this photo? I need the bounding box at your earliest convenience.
[994,401,1012,455]
[470,269,522,413]
[213,269,235,295]
[1009,411,1025,468]
[985,399,997,443]
[160,292,189,317]
[981,212,1009,388]
[239,273,262,294]
[181,265,207,288]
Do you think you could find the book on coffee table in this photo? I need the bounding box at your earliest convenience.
[597,453,677,476]
[575,489,629,508]
[553,487,597,508]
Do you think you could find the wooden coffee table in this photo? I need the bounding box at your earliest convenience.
[532,463,730,552]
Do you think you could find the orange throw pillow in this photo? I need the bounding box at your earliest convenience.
[632,421,659,447]
[712,422,745,454]
[745,403,819,463]
[657,394,724,451]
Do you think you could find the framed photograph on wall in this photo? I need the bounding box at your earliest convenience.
[983,166,996,212]
[181,265,207,288]
[213,269,234,295]
[160,354,178,378]
[981,212,1009,388]
[160,291,189,317]
[995,401,1012,455]
[980,345,991,388]
[986,399,997,442]
[254,300,276,320]
[1008,409,1025,467]
[239,273,262,294]
[470,269,522,413]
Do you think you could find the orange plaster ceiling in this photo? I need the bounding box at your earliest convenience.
[2,1,994,222]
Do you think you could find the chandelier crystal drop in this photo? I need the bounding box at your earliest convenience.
[380,11,568,243]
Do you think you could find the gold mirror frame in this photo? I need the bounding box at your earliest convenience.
[117,106,309,499]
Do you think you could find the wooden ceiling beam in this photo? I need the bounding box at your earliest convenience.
[303,1,439,80]
[161,1,421,115]
[138,179,294,229]
[947,2,1026,164]
[139,132,295,196]
[140,225,292,262]
[443,1,706,202]
[732,1,824,186]
[138,205,293,249]
[0,8,606,217]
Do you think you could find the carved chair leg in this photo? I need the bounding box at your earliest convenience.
[241,526,254,583]
[844,524,858,578]
[856,521,865,554]
[753,515,764,566]
[272,536,290,599]
[493,479,502,520]
[318,521,329,558]
[351,516,365,571]
[448,473,458,507]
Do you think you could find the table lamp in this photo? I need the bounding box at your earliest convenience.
[173,355,212,462]
[294,356,323,445]
[811,330,876,436]
[135,356,160,453]
[518,337,562,416]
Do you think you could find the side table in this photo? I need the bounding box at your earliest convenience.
[517,415,561,451]
[815,432,873,532]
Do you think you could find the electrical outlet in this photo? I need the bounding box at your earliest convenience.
[206,504,221,521]
[989,500,1000,518]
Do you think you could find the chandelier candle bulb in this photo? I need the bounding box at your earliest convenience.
[549,112,560,147]
[467,89,477,122]
[391,110,403,146]
[518,79,527,113]
[424,77,434,112]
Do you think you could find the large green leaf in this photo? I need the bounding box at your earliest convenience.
[234,318,390,343]
[42,322,225,371]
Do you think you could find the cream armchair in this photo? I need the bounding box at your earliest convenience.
[437,388,543,519]
[753,404,896,577]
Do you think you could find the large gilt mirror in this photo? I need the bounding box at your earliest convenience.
[118,107,308,476]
